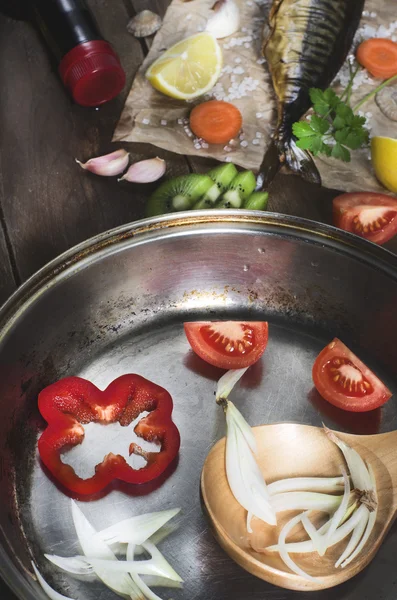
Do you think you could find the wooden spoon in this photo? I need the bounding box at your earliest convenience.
[201,423,397,591]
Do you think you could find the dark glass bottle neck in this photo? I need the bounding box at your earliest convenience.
[31,0,102,60]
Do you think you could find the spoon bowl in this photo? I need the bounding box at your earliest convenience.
[201,423,397,591]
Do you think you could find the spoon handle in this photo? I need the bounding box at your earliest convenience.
[354,430,397,509]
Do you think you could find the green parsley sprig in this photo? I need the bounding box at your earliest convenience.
[292,88,368,163]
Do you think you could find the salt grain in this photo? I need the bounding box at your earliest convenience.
[240,140,249,147]
[142,118,150,125]
[177,118,184,125]
[252,139,260,145]
[255,132,262,138]
[256,58,266,65]
[161,119,167,126]
[256,112,263,118]
[234,57,242,63]
[225,156,232,162]
[224,146,232,152]
[202,142,209,149]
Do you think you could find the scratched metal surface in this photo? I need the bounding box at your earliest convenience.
[0,212,397,600]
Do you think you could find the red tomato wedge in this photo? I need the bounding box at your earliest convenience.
[184,321,269,369]
[313,338,392,412]
[333,192,397,245]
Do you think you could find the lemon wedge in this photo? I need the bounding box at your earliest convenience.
[146,33,223,100]
[371,136,397,193]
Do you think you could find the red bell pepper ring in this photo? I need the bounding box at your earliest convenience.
[37,374,180,496]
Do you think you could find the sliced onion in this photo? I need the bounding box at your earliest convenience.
[265,504,368,554]
[340,464,377,568]
[95,509,180,545]
[321,467,350,554]
[300,513,325,556]
[45,555,91,576]
[270,491,342,514]
[278,513,320,582]
[87,548,182,582]
[141,576,182,589]
[127,543,177,600]
[324,427,371,490]
[70,500,142,598]
[267,476,344,496]
[31,562,75,600]
[216,368,249,403]
[226,413,276,526]
[335,508,369,568]
[341,507,375,568]
[227,400,257,454]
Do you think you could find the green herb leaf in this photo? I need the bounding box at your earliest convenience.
[344,132,364,150]
[331,143,351,162]
[309,88,329,116]
[296,137,318,151]
[333,115,345,130]
[292,121,317,138]
[292,73,368,163]
[334,128,349,144]
[310,115,330,135]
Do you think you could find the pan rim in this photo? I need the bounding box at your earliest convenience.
[1,210,397,337]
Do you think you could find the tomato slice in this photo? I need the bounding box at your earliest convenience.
[184,321,269,369]
[312,338,392,412]
[333,192,397,245]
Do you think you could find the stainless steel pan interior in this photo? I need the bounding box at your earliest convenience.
[0,211,396,600]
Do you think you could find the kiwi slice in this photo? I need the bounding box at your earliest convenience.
[146,174,214,217]
[202,163,238,204]
[243,191,269,211]
[216,170,257,208]
[192,163,238,209]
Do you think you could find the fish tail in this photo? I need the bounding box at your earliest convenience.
[257,136,321,189]
[256,140,281,190]
[284,138,321,185]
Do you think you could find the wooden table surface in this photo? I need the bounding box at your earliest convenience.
[0,1,396,598]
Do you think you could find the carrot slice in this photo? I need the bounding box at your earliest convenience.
[356,38,397,79]
[189,100,243,145]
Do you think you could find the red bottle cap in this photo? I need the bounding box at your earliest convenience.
[59,40,126,107]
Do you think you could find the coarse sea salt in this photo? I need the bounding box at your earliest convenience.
[240,140,249,147]
[142,118,150,125]
[161,119,167,126]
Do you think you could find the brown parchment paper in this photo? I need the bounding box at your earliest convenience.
[113,0,397,193]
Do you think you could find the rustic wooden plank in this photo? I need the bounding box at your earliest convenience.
[0,213,16,305]
[0,1,189,283]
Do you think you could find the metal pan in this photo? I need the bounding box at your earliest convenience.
[0,211,396,600]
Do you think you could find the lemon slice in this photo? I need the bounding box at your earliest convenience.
[146,33,223,100]
[371,136,397,193]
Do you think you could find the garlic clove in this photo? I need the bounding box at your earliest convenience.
[127,10,162,38]
[118,157,166,183]
[205,0,240,39]
[376,83,397,122]
[75,149,129,177]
